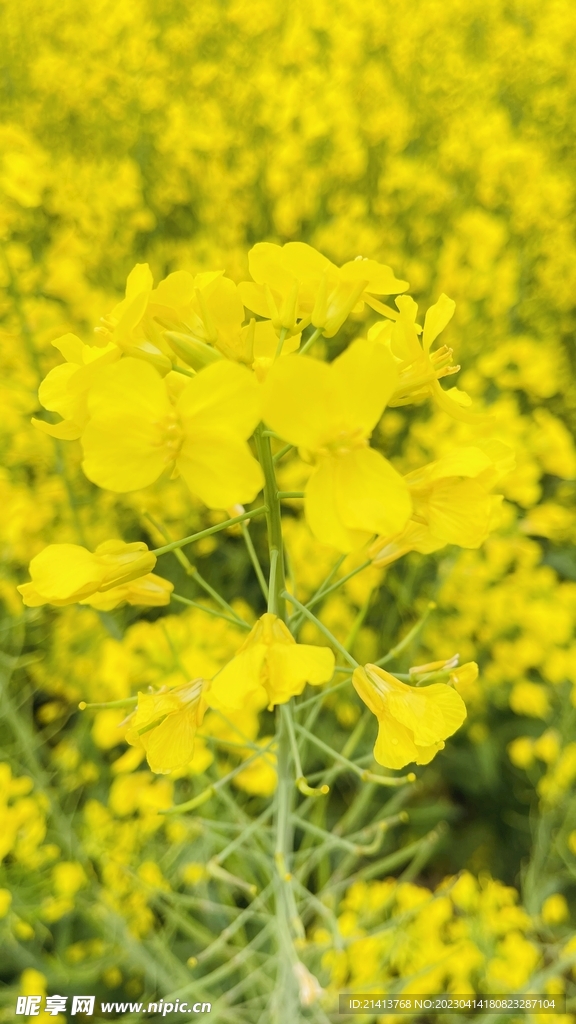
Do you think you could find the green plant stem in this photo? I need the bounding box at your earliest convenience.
[254,424,286,621]
[323,829,442,896]
[298,326,323,356]
[282,590,359,668]
[375,601,436,667]
[160,739,275,814]
[241,521,269,601]
[284,702,329,798]
[151,505,268,555]
[254,422,299,1020]
[304,559,371,611]
[288,554,346,631]
[145,511,251,629]
[293,721,367,780]
[275,326,288,358]
[170,592,251,629]
[295,677,351,711]
[272,443,294,464]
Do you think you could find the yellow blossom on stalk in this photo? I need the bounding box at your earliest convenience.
[262,340,411,551]
[239,242,408,337]
[352,663,467,770]
[369,293,478,420]
[369,442,514,566]
[125,679,207,775]
[94,263,173,373]
[155,271,301,366]
[81,356,263,506]
[232,738,278,797]
[32,333,120,440]
[17,540,157,607]
[80,573,173,610]
[207,612,335,711]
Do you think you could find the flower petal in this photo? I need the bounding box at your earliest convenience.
[306,459,372,552]
[208,645,268,711]
[386,681,466,746]
[373,708,421,770]
[334,448,411,537]
[144,711,197,774]
[422,294,455,351]
[38,363,78,417]
[24,544,102,603]
[426,478,493,547]
[262,354,337,449]
[331,339,399,437]
[265,642,335,703]
[81,358,170,491]
[178,432,263,508]
[177,359,261,438]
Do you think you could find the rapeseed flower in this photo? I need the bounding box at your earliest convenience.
[125,679,207,775]
[369,294,477,420]
[352,663,467,769]
[152,269,288,364]
[81,356,263,506]
[262,340,411,550]
[207,612,334,711]
[239,242,408,337]
[95,263,173,373]
[32,333,120,440]
[81,573,173,611]
[370,442,513,566]
[17,541,157,607]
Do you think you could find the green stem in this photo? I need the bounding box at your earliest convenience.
[272,443,294,464]
[160,739,275,814]
[241,521,269,601]
[254,425,286,621]
[375,601,436,667]
[190,567,251,629]
[284,702,329,798]
[171,592,251,629]
[282,590,359,668]
[254,423,300,1020]
[271,704,301,1022]
[170,364,195,377]
[79,697,137,710]
[151,505,268,555]
[299,326,323,356]
[268,548,279,614]
[275,326,288,359]
[145,510,251,629]
[305,559,371,611]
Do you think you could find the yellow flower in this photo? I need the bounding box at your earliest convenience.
[94,263,173,372]
[541,894,569,925]
[207,612,335,711]
[510,681,550,718]
[52,861,86,897]
[81,356,263,506]
[239,242,408,337]
[369,293,479,421]
[506,737,532,770]
[32,333,120,440]
[80,573,173,610]
[370,441,513,566]
[352,663,467,770]
[232,738,278,797]
[17,540,156,607]
[262,340,411,551]
[125,679,207,775]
